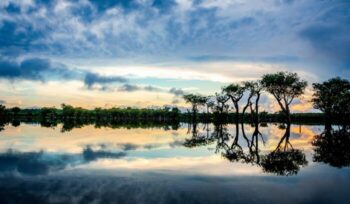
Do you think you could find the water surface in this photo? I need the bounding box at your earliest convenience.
[0,122,349,204]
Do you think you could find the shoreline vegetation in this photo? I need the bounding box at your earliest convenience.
[0,72,349,129]
[0,107,329,124]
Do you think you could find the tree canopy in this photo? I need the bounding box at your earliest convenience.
[261,72,307,121]
[312,77,350,129]
[222,83,245,103]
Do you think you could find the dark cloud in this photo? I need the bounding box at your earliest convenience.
[0,100,5,104]
[298,4,350,68]
[169,88,185,96]
[89,0,141,11]
[82,146,126,161]
[152,0,177,10]
[118,84,141,92]
[0,58,49,80]
[0,20,44,57]
[300,23,350,66]
[116,85,186,98]
[0,150,68,176]
[0,57,131,88]
[144,85,162,92]
[0,57,79,82]
[117,143,139,151]
[117,84,165,93]
[84,72,127,88]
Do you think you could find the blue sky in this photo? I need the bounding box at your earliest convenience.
[0,0,349,110]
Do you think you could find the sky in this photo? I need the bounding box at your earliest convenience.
[0,0,349,111]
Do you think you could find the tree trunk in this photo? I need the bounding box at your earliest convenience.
[255,93,260,123]
[234,102,239,124]
[324,111,332,131]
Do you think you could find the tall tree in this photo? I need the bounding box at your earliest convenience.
[261,72,307,123]
[312,77,350,130]
[214,93,230,114]
[183,94,207,121]
[0,104,5,117]
[222,83,245,122]
[242,81,263,122]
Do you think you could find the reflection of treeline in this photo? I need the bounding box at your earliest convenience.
[0,117,181,132]
[183,122,308,176]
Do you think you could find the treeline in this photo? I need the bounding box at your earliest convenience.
[0,104,181,122]
[0,103,327,125]
[183,72,350,129]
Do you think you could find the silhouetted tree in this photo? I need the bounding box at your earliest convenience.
[11,107,21,116]
[261,72,307,123]
[0,104,6,118]
[242,81,263,123]
[183,94,207,122]
[211,93,230,122]
[222,83,245,122]
[213,93,229,113]
[312,77,350,130]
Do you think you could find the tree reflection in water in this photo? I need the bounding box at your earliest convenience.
[183,123,215,148]
[184,122,308,176]
[261,123,308,176]
[312,128,350,168]
[0,120,5,132]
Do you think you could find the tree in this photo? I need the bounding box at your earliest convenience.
[11,107,21,116]
[214,93,230,114]
[261,72,307,123]
[183,94,207,121]
[0,104,5,116]
[312,77,350,130]
[222,83,245,122]
[242,81,263,122]
[204,96,214,114]
[338,92,350,129]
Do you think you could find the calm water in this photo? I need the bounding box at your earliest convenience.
[0,122,349,204]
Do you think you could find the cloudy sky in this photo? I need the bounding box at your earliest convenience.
[0,0,349,111]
